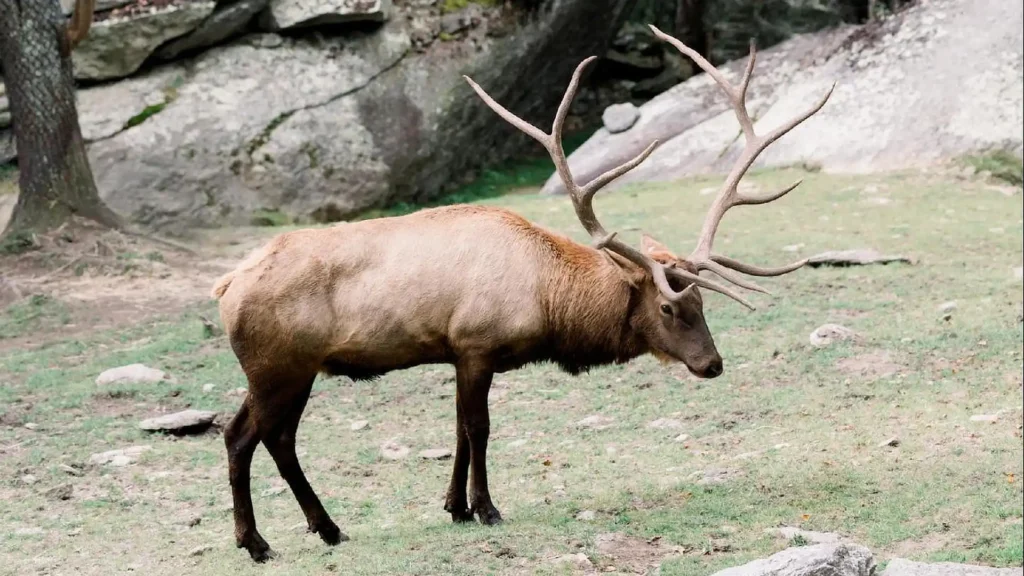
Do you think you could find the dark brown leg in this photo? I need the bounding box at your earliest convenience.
[224,401,274,562]
[443,391,474,523]
[262,377,347,545]
[455,359,502,525]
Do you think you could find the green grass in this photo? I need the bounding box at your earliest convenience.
[0,169,1021,575]
[961,149,1024,187]
[0,294,70,339]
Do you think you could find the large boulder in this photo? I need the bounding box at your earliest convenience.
[880,559,1023,576]
[73,2,217,81]
[540,0,1024,195]
[710,543,875,576]
[78,0,637,230]
[156,0,272,61]
[260,0,390,31]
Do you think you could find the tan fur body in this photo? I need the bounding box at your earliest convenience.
[214,205,648,380]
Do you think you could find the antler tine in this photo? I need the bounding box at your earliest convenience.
[66,0,96,50]
[466,60,759,309]
[649,25,835,308]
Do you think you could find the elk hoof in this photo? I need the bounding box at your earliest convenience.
[313,521,349,545]
[475,505,503,526]
[239,534,276,563]
[449,508,475,523]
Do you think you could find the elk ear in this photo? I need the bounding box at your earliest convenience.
[641,234,678,264]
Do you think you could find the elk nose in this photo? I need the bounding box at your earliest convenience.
[704,360,723,379]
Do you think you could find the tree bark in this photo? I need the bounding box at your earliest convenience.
[0,0,120,236]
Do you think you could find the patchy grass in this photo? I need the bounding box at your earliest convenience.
[0,169,1021,575]
[961,150,1024,187]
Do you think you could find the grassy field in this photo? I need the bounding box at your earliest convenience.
[0,167,1021,575]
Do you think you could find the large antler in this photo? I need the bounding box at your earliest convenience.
[650,25,835,307]
[66,0,96,50]
[464,58,760,308]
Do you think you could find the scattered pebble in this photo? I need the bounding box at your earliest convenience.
[809,324,857,348]
[647,418,683,430]
[21,474,38,485]
[878,436,900,448]
[261,486,287,497]
[139,410,218,434]
[59,464,83,476]
[14,527,45,536]
[188,545,213,557]
[673,434,689,443]
[577,415,614,430]
[350,420,369,431]
[381,440,411,460]
[95,364,169,386]
[552,552,593,569]
[575,510,596,521]
[970,414,999,423]
[89,445,152,467]
[44,483,73,501]
[769,526,841,544]
[418,448,452,460]
[202,383,216,393]
[23,422,38,430]
[938,301,957,313]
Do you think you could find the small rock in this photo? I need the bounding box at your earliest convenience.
[673,434,690,443]
[782,243,805,252]
[381,440,410,460]
[602,102,640,134]
[262,486,287,497]
[418,448,452,460]
[648,418,683,430]
[878,436,900,448]
[575,510,596,521]
[577,414,614,430]
[14,527,45,536]
[139,410,218,434]
[696,468,742,485]
[229,387,248,397]
[202,383,216,393]
[938,301,957,314]
[21,474,38,485]
[89,445,152,467]
[507,438,528,448]
[552,552,593,569]
[23,422,38,430]
[769,526,841,544]
[806,249,913,268]
[350,420,369,431]
[59,464,83,476]
[809,323,857,348]
[880,558,1021,575]
[970,414,999,423]
[44,483,73,501]
[95,364,169,386]
[188,545,213,557]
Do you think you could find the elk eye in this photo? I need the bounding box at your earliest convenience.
[660,304,673,316]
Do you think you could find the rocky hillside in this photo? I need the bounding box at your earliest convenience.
[1,0,637,230]
[542,0,1023,195]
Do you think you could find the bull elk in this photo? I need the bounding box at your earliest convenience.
[212,25,834,562]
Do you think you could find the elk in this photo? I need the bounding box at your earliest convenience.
[212,25,834,562]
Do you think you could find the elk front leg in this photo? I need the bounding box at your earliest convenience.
[443,398,474,523]
[453,358,502,525]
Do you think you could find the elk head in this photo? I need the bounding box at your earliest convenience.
[464,27,834,378]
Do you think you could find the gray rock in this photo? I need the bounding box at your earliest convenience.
[381,440,410,460]
[21,474,38,485]
[602,102,640,134]
[575,510,596,521]
[139,409,218,433]
[809,324,856,349]
[418,448,452,460]
[89,445,152,466]
[95,363,169,386]
[188,545,214,557]
[881,559,1022,576]
[939,301,958,313]
[769,526,841,544]
[60,0,132,15]
[711,543,875,576]
[542,0,1024,195]
[261,0,389,31]
[44,483,74,501]
[577,414,615,430]
[70,0,635,229]
[806,250,914,268]
[350,420,370,431]
[156,0,270,61]
[73,3,216,81]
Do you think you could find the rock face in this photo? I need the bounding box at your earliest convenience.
[156,0,271,61]
[73,3,217,81]
[66,0,636,229]
[710,543,875,576]
[541,0,1024,195]
[261,0,390,31]
[880,559,1023,576]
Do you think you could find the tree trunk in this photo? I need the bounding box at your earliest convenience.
[0,0,120,236]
